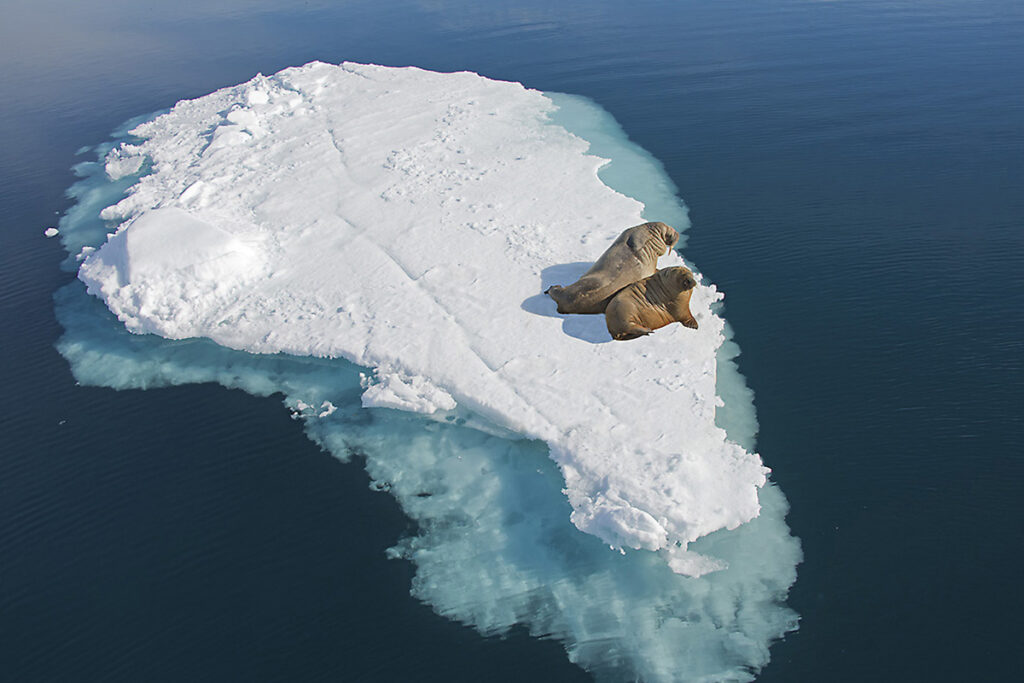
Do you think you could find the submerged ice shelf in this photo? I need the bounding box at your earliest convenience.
[77,62,768,575]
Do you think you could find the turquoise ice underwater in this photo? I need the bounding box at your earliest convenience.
[55,85,800,682]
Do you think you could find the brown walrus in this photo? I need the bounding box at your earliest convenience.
[605,266,699,341]
[545,222,680,314]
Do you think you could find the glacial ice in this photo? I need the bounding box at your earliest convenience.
[57,61,801,681]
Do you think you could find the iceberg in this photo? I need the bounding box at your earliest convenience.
[57,61,801,681]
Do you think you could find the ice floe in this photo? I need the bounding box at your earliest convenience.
[57,61,802,681]
[77,62,771,573]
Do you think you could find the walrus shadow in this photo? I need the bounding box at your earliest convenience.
[520,262,613,345]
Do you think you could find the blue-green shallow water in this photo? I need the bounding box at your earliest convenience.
[2,0,1023,680]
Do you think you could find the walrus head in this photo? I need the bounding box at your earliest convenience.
[658,265,697,291]
[653,222,680,250]
[626,222,679,256]
[660,267,699,330]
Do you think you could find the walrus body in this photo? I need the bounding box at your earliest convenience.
[545,222,679,314]
[605,266,699,341]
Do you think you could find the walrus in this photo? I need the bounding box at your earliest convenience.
[545,222,680,314]
[604,266,699,341]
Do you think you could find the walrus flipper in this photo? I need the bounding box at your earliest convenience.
[546,277,613,315]
[666,289,698,330]
[611,325,652,341]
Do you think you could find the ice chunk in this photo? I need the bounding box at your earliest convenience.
[77,61,768,569]
[104,143,146,180]
[360,368,457,414]
[55,62,802,680]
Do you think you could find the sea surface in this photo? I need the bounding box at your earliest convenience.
[2,1,1023,681]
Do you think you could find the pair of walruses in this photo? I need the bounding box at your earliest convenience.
[545,222,698,341]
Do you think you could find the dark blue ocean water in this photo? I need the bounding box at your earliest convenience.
[2,0,1022,680]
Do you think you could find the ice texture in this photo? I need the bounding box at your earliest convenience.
[56,62,801,681]
[76,62,769,571]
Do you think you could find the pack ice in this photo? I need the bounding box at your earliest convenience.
[79,61,768,575]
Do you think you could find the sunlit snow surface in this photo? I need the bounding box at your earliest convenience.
[56,62,801,682]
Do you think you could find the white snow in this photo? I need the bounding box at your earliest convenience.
[104,143,146,180]
[360,368,458,414]
[78,61,769,574]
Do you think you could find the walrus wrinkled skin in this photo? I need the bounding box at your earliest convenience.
[545,222,680,314]
[605,266,699,341]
